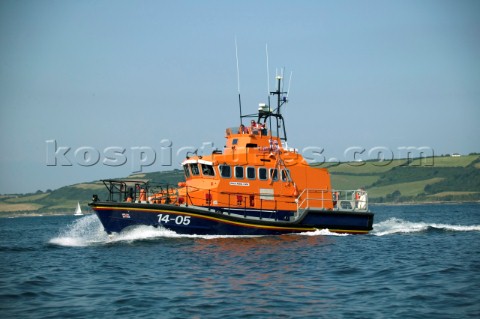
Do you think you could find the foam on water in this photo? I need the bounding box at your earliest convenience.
[109,226,261,241]
[372,217,480,236]
[298,229,350,236]
[49,215,195,247]
[49,215,110,247]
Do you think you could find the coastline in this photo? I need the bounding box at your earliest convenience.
[370,200,480,207]
[0,211,92,218]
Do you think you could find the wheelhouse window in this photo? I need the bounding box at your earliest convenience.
[281,169,290,181]
[235,166,244,179]
[219,165,231,178]
[246,167,256,180]
[270,168,278,181]
[258,167,267,180]
[183,165,190,178]
[201,164,215,176]
[190,163,200,175]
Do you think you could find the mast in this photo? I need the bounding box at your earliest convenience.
[269,75,288,141]
[235,50,290,142]
[235,37,244,125]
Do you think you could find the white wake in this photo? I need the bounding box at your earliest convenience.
[298,229,350,236]
[371,217,480,236]
[49,215,260,246]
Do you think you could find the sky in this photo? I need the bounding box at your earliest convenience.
[0,0,479,194]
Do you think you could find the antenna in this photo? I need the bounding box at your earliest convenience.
[235,37,243,124]
[265,43,271,117]
[287,71,293,98]
[266,43,270,95]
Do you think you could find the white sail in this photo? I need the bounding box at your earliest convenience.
[74,202,83,216]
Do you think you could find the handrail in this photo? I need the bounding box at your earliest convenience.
[296,188,328,211]
[296,188,369,214]
[99,179,179,204]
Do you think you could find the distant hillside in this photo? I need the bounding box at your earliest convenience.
[1,155,479,215]
[0,170,184,216]
[326,154,480,203]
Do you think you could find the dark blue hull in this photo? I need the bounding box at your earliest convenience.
[90,202,374,235]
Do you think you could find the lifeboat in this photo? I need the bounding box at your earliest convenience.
[89,76,374,235]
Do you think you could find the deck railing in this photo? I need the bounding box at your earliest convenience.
[296,188,329,211]
[296,188,369,214]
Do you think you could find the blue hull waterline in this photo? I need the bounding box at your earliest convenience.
[91,202,374,235]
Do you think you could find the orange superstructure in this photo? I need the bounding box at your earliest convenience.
[176,127,334,213]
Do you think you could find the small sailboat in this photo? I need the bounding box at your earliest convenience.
[74,202,83,216]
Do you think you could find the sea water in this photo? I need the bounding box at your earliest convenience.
[0,204,479,318]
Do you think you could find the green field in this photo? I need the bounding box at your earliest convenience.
[322,159,408,174]
[409,155,476,167]
[1,155,479,214]
[329,154,480,203]
[366,177,444,198]
[331,174,380,190]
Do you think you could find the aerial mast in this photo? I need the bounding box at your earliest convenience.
[270,75,288,141]
[235,37,243,125]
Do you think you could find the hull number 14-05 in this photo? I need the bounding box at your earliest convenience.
[157,214,191,225]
